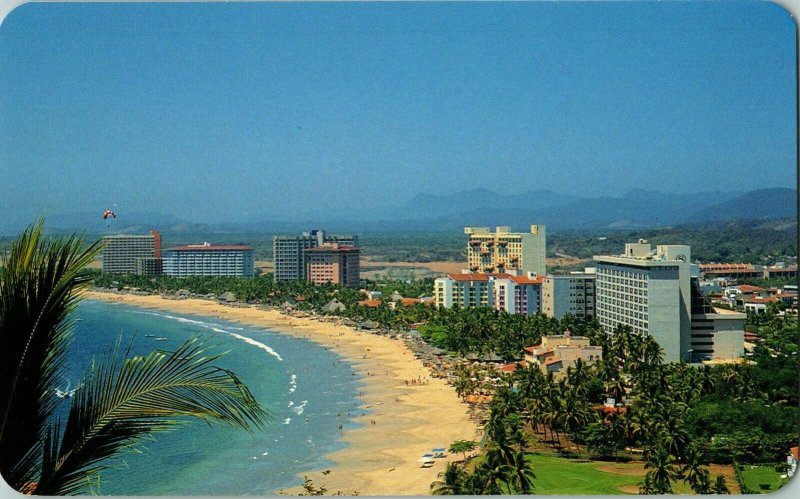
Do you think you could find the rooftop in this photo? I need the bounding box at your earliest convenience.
[357,299,381,308]
[711,307,746,317]
[443,272,544,284]
[167,243,253,251]
[594,241,691,267]
[700,263,756,270]
[499,362,526,373]
[305,244,361,253]
[765,266,798,272]
[743,296,779,304]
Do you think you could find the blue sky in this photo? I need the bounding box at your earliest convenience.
[0,1,796,224]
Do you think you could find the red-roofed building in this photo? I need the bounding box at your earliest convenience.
[434,271,543,316]
[764,265,798,279]
[601,405,627,415]
[743,295,779,314]
[700,263,763,280]
[774,292,798,308]
[357,299,382,308]
[499,361,527,373]
[446,273,491,282]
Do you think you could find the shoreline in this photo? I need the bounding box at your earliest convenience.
[83,290,478,496]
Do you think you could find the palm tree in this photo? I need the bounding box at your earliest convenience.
[642,447,680,494]
[506,450,536,494]
[660,412,690,460]
[681,445,711,494]
[430,462,467,495]
[641,336,664,367]
[638,474,657,495]
[1,221,267,494]
[483,413,516,467]
[470,446,511,495]
[561,393,592,453]
[712,474,731,494]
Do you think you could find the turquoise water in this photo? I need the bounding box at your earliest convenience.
[60,300,365,495]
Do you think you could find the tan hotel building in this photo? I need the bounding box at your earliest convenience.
[465,225,546,276]
[304,243,361,287]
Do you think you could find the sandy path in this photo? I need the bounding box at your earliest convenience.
[83,291,477,496]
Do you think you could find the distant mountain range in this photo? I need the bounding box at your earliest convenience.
[391,187,796,231]
[5,187,795,236]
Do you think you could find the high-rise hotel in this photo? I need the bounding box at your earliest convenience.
[273,229,358,281]
[163,243,254,277]
[102,231,162,275]
[594,240,744,363]
[542,270,596,319]
[465,225,546,276]
[304,243,361,287]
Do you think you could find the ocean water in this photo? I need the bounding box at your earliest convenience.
[58,300,365,495]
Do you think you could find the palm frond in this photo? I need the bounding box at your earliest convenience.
[0,219,102,489]
[35,337,268,495]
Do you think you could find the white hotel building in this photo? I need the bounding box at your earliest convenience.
[542,270,596,319]
[163,243,255,278]
[594,240,744,363]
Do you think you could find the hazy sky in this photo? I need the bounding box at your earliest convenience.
[0,1,796,224]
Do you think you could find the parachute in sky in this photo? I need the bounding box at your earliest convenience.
[102,209,117,229]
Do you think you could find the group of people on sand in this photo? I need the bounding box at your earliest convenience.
[404,376,429,386]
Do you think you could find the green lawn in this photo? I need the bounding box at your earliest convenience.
[485,451,739,495]
[739,465,791,493]
[523,453,643,495]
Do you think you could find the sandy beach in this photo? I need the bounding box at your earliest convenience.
[83,290,478,496]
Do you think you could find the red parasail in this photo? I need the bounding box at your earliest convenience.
[102,210,116,220]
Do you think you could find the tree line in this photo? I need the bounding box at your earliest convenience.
[431,311,798,494]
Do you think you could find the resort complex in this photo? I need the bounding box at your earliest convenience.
[82,215,798,497]
[4,1,797,495]
[97,226,777,367]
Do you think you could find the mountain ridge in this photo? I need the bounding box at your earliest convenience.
[5,187,793,236]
